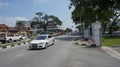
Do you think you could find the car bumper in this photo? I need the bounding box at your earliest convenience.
[29,44,45,49]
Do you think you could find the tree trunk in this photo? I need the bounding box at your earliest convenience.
[42,24,48,33]
[102,24,107,34]
[81,22,84,35]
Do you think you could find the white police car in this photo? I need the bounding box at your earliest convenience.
[29,34,55,49]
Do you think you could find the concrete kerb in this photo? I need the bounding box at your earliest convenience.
[7,45,11,48]
[0,37,34,50]
[25,42,29,44]
[102,46,120,60]
[0,47,2,50]
[0,40,30,49]
[2,46,7,49]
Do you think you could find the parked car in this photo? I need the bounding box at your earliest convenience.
[29,34,55,49]
[0,35,6,44]
[21,35,28,40]
[0,33,22,44]
[6,34,22,42]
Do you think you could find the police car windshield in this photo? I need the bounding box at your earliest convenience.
[35,36,47,40]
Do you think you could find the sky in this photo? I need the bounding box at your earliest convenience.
[0,0,76,30]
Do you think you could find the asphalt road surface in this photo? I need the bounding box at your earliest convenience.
[0,35,120,67]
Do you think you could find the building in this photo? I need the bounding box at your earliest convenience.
[0,24,9,34]
[23,21,31,28]
[0,24,30,36]
[23,21,58,34]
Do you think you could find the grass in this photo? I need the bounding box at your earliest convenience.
[102,37,120,47]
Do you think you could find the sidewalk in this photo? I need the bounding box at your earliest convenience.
[101,46,120,60]
[74,40,120,58]
[60,41,120,67]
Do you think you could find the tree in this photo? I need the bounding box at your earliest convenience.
[64,28,72,33]
[16,21,25,27]
[16,21,25,32]
[69,0,120,35]
[116,19,120,26]
[32,12,62,33]
[108,18,120,35]
[76,25,83,34]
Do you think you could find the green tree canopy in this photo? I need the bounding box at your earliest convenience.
[16,21,25,27]
[31,12,62,32]
[64,28,72,33]
[69,0,120,34]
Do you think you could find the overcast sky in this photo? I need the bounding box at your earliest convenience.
[0,0,76,30]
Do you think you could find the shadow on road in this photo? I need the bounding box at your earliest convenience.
[27,44,54,51]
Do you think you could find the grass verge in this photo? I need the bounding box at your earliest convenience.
[102,37,120,47]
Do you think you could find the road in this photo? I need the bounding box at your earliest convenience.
[0,35,120,67]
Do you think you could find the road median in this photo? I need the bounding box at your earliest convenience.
[0,38,33,49]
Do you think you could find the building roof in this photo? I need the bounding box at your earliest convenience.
[0,24,9,29]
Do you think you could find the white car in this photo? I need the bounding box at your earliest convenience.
[29,34,55,49]
[6,34,22,42]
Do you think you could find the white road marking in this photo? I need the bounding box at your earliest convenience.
[14,53,24,58]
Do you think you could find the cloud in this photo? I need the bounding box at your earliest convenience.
[33,0,48,4]
[0,2,9,8]
[0,16,29,27]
